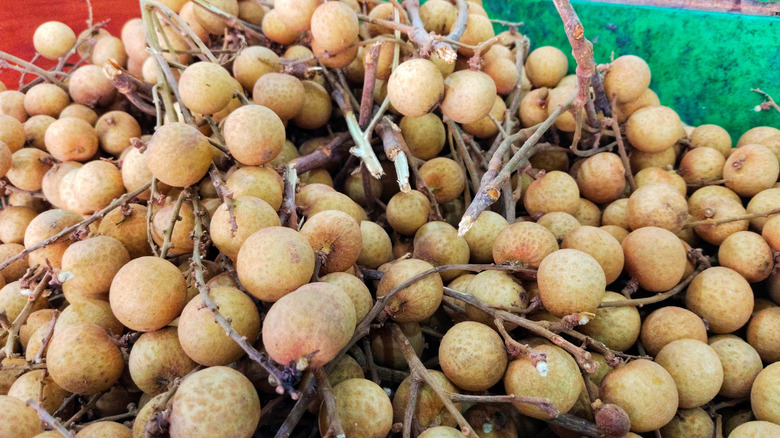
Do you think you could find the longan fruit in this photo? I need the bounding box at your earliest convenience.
[689,124,732,157]
[353,221,391,270]
[320,272,373,323]
[252,73,304,121]
[68,65,117,107]
[518,87,549,128]
[72,160,125,213]
[47,324,124,395]
[77,421,132,438]
[709,335,763,399]
[655,339,723,409]
[318,379,393,438]
[370,322,425,370]
[724,144,779,197]
[169,366,260,438]
[524,170,580,216]
[210,196,279,260]
[0,243,29,280]
[738,126,780,149]
[274,0,321,32]
[146,122,211,187]
[419,157,466,203]
[19,308,56,348]
[0,90,27,122]
[420,0,457,34]
[0,282,48,333]
[729,421,780,438]
[763,215,780,251]
[504,343,583,419]
[439,321,507,391]
[261,9,299,45]
[23,115,54,150]
[399,114,446,160]
[0,395,44,437]
[393,370,460,427]
[61,236,130,301]
[641,306,708,357]
[659,408,714,438]
[626,183,687,232]
[536,211,580,241]
[692,197,748,245]
[718,231,773,282]
[615,88,660,123]
[538,248,605,317]
[413,223,469,281]
[292,80,332,130]
[376,258,443,323]
[8,369,68,415]
[237,227,315,302]
[305,190,368,223]
[0,114,26,153]
[310,1,358,52]
[751,362,780,425]
[23,83,69,118]
[677,147,724,185]
[23,208,83,268]
[55,298,123,337]
[225,165,283,210]
[387,59,445,118]
[686,266,753,334]
[33,21,76,60]
[151,201,196,256]
[579,292,640,351]
[600,359,678,432]
[629,146,677,172]
[91,35,128,68]
[193,0,240,34]
[464,270,527,329]
[621,226,686,292]
[120,146,158,201]
[301,210,362,274]
[634,166,686,196]
[178,62,235,115]
[97,203,152,259]
[493,221,558,268]
[603,55,651,103]
[747,307,780,363]
[109,256,187,331]
[562,226,624,284]
[44,116,98,162]
[95,111,141,156]
[120,18,147,61]
[6,148,52,192]
[226,106,285,166]
[626,105,684,153]
[484,57,519,95]
[525,46,568,88]
[577,152,626,204]
[0,143,9,179]
[344,171,383,207]
[458,14,495,55]
[232,45,280,92]
[59,103,98,125]
[462,95,506,138]
[746,187,780,232]
[386,190,431,236]
[463,211,508,264]
[440,69,496,124]
[178,286,261,366]
[263,282,355,368]
[236,0,265,25]
[549,85,583,132]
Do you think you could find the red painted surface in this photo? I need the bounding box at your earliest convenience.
[0,0,141,88]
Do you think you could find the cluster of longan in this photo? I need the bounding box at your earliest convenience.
[0,0,779,438]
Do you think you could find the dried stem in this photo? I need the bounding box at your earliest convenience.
[314,368,346,438]
[391,324,477,437]
[359,43,382,128]
[552,0,596,114]
[279,165,299,229]
[445,118,483,193]
[0,52,68,89]
[142,376,182,438]
[752,88,780,114]
[191,197,292,396]
[190,0,268,44]
[331,84,384,179]
[686,206,780,228]
[494,317,549,374]
[3,271,51,358]
[375,117,412,193]
[548,413,602,438]
[32,310,58,363]
[62,393,104,428]
[449,393,558,417]
[362,337,380,384]
[27,400,77,438]
[289,132,351,175]
[402,375,421,438]
[158,188,189,259]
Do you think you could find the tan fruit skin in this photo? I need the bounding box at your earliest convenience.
[537,249,605,318]
[492,221,558,268]
[129,327,198,395]
[77,421,132,438]
[659,407,714,438]
[300,210,362,274]
[685,266,754,334]
[370,323,425,370]
[729,421,780,438]
[641,306,708,357]
[439,321,508,391]
[622,227,686,292]
[600,359,679,432]
[751,362,780,425]
[747,307,780,363]
[61,236,130,301]
[169,366,261,438]
[55,298,124,338]
[8,369,68,414]
[46,324,124,395]
[580,292,640,352]
[377,259,443,323]
[0,395,44,437]
[318,378,393,438]
[709,335,763,399]
[393,370,460,427]
[655,339,724,409]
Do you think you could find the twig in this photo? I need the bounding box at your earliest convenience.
[4,271,52,358]
[448,0,469,42]
[402,376,421,438]
[445,118,482,192]
[279,165,299,229]
[147,179,160,257]
[159,188,189,259]
[314,368,346,438]
[362,338,380,384]
[449,393,558,416]
[76,408,138,428]
[752,88,780,114]
[686,206,780,228]
[27,401,77,438]
[142,376,182,438]
[552,0,596,115]
[548,413,602,438]
[494,317,549,375]
[391,324,477,437]
[359,43,382,129]
[190,0,269,45]
[0,52,67,89]
[191,197,292,396]
[32,310,58,363]
[375,117,412,193]
[62,393,103,428]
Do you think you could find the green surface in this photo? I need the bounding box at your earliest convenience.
[484,0,780,141]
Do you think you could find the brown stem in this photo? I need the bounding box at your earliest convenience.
[548,413,602,438]
[563,329,649,366]
[494,317,548,365]
[362,338,380,384]
[402,375,421,438]
[0,52,68,89]
[32,310,58,364]
[62,393,104,428]
[191,197,292,396]
[279,165,299,229]
[315,368,346,438]
[391,324,477,437]
[552,0,596,113]
[449,393,558,417]
[159,188,189,259]
[75,408,139,429]
[189,0,269,45]
[28,401,77,438]
[4,271,52,358]
[374,117,412,193]
[447,0,469,42]
[445,118,482,193]
[401,0,458,62]
[147,179,160,257]
[752,88,780,114]
[289,132,351,175]
[686,206,780,228]
[208,164,237,237]
[359,43,382,128]
[273,380,318,438]
[142,375,183,438]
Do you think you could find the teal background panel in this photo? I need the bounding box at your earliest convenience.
[483,0,780,142]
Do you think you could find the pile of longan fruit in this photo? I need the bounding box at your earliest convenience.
[0,0,779,437]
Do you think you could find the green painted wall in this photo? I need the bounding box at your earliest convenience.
[483,0,780,142]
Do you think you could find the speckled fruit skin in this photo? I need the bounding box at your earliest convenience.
[145,122,211,188]
[61,236,130,301]
[129,327,198,395]
[320,272,373,322]
[419,157,466,204]
[523,170,580,216]
[46,324,124,395]
[525,46,568,88]
[709,335,763,399]
[463,211,508,264]
[747,307,780,363]
[0,395,44,437]
[369,323,425,370]
[300,210,362,274]
[178,286,261,366]
[110,256,187,332]
[413,224,469,282]
[492,221,558,268]
[8,369,68,414]
[655,339,723,409]
[576,152,626,204]
[603,55,651,103]
[626,183,688,233]
[685,266,753,334]
[209,196,279,261]
[537,249,605,318]
[626,106,684,153]
[318,378,393,438]
[600,359,678,432]
[55,298,123,337]
[439,321,507,391]
[724,144,779,197]
[386,190,431,236]
[24,208,83,269]
[236,226,315,302]
[562,226,625,285]
[504,343,583,419]
[729,421,780,438]
[621,227,686,292]
[580,292,640,352]
[751,362,780,425]
[223,104,285,166]
[169,366,260,438]
[393,370,460,428]
[659,407,714,438]
[717,231,774,283]
[387,59,444,118]
[356,221,393,269]
[640,306,707,357]
[263,282,355,369]
[77,421,132,438]
[98,204,153,259]
[376,259,443,323]
[418,426,463,438]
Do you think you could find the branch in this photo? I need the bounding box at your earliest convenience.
[686,206,780,228]
[27,401,77,438]
[159,188,189,259]
[752,88,780,114]
[552,0,596,112]
[402,376,421,438]
[314,368,346,438]
[375,117,412,193]
[62,393,103,429]
[3,271,52,358]
[278,165,299,229]
[32,310,58,364]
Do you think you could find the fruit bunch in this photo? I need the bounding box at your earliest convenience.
[0,0,779,437]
